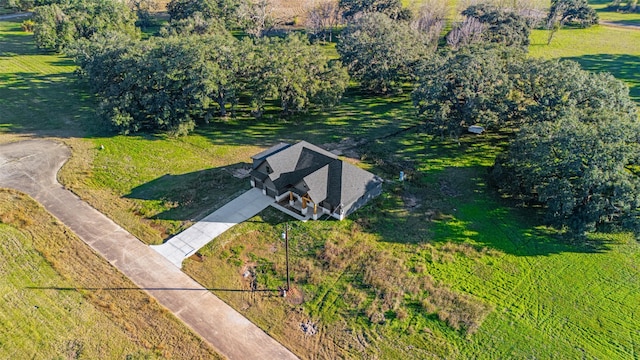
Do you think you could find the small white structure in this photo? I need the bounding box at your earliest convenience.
[468,125,485,134]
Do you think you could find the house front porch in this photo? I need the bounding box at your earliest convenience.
[267,191,335,221]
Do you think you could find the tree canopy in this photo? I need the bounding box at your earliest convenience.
[461,4,532,47]
[73,33,237,135]
[338,0,408,20]
[547,0,598,28]
[245,34,349,116]
[167,0,217,19]
[337,12,429,94]
[72,31,348,135]
[546,0,598,44]
[33,0,139,52]
[510,58,637,124]
[160,11,227,36]
[412,45,637,138]
[491,110,640,235]
[412,45,523,138]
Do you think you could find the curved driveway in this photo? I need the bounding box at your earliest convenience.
[0,139,298,360]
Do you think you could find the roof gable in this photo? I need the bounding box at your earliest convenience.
[303,164,329,203]
[251,142,291,162]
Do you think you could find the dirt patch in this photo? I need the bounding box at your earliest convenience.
[286,286,305,305]
[189,252,205,262]
[402,192,421,211]
[322,137,367,159]
[230,167,251,179]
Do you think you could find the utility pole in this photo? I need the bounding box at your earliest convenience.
[282,224,291,292]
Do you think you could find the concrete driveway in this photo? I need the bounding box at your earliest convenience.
[0,140,298,360]
[153,188,274,268]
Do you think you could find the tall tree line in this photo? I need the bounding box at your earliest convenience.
[72,31,348,135]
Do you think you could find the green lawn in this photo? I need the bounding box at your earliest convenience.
[589,0,640,25]
[530,25,640,101]
[1,16,639,360]
[0,20,97,139]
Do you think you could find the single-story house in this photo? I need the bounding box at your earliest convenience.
[250,141,383,220]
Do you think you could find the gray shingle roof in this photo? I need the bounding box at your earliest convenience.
[251,142,291,162]
[265,141,336,183]
[303,164,329,203]
[335,162,380,206]
[251,141,381,209]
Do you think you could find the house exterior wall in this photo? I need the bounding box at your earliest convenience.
[255,160,271,175]
[343,181,383,218]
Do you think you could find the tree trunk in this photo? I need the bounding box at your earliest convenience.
[217,96,227,117]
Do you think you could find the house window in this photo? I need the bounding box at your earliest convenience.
[265,165,272,173]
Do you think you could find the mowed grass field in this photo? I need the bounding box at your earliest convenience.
[1,12,640,359]
[530,24,640,100]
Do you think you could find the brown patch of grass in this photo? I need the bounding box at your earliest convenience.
[440,241,495,259]
[422,287,494,335]
[0,189,222,359]
[363,251,407,312]
[186,208,495,358]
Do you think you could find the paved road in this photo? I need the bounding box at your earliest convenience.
[600,20,640,30]
[0,12,32,20]
[0,139,298,360]
[153,188,274,268]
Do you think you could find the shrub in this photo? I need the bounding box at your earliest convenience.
[21,19,35,32]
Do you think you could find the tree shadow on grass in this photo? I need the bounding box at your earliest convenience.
[356,158,613,257]
[0,20,40,57]
[194,89,420,149]
[360,184,613,256]
[602,18,640,26]
[439,204,612,256]
[125,163,253,223]
[0,20,109,139]
[0,71,103,139]
[563,53,640,101]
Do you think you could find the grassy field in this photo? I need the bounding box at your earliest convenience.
[185,132,640,359]
[0,190,221,359]
[589,0,640,25]
[1,13,640,360]
[529,25,640,100]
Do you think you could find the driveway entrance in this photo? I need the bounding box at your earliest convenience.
[152,188,274,268]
